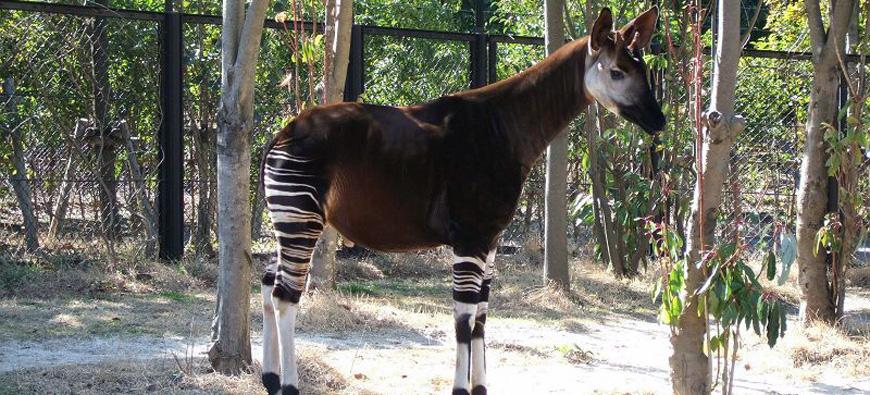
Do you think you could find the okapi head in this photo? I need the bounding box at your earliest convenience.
[584,7,665,134]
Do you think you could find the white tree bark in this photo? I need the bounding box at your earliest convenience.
[669,1,745,393]
[796,0,855,323]
[209,0,270,375]
[542,0,570,289]
[310,0,354,291]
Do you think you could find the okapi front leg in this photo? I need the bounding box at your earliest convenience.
[470,249,495,395]
[452,252,486,395]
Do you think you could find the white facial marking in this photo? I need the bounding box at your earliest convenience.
[585,51,639,115]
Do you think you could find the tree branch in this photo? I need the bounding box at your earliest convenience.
[824,0,856,53]
[234,0,271,107]
[221,0,244,94]
[804,0,827,58]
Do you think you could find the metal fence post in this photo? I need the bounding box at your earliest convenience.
[487,39,498,84]
[470,34,487,88]
[158,12,184,261]
[344,25,364,101]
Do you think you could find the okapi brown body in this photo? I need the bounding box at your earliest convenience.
[259,7,664,395]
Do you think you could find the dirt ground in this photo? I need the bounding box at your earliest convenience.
[0,250,868,394]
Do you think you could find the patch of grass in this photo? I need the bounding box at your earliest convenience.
[157,291,196,303]
[338,282,382,296]
[0,293,214,341]
[0,262,38,293]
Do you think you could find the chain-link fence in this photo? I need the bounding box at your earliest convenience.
[1,7,162,257]
[1,0,867,267]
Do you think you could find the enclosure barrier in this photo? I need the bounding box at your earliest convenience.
[1,0,867,265]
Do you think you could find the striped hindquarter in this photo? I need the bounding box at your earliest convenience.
[261,139,327,395]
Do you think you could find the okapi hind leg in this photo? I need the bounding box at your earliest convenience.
[263,142,327,395]
[470,249,496,395]
[260,257,281,395]
[451,249,488,395]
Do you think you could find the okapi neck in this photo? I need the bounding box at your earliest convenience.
[461,37,593,165]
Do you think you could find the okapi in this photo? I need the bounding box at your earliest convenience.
[259,7,664,395]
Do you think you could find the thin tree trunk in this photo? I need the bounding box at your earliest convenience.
[796,0,855,323]
[592,107,625,275]
[310,0,353,291]
[543,0,570,289]
[49,119,89,240]
[90,2,120,240]
[835,3,864,317]
[3,78,39,252]
[120,120,157,251]
[209,0,270,374]
[585,109,610,265]
[670,1,744,393]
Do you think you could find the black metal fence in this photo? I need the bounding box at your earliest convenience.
[1,0,867,264]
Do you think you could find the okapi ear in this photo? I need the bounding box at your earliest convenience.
[620,6,658,51]
[589,7,613,53]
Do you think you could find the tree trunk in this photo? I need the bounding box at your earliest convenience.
[670,1,744,393]
[209,0,270,375]
[3,78,39,252]
[796,0,854,323]
[89,3,120,240]
[835,4,864,316]
[120,120,157,252]
[49,119,89,241]
[309,0,353,291]
[585,110,610,265]
[591,106,624,275]
[542,0,570,289]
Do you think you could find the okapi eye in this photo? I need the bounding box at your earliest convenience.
[610,69,624,80]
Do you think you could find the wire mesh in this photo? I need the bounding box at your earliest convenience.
[0,2,866,269]
[1,9,161,256]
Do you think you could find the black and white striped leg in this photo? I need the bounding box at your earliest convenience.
[452,251,487,395]
[470,249,495,395]
[261,258,281,395]
[262,143,326,395]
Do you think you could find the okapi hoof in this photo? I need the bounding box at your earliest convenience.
[281,384,300,395]
[261,373,280,395]
[471,385,487,395]
[452,389,470,395]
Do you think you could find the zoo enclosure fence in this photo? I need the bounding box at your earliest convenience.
[0,0,867,264]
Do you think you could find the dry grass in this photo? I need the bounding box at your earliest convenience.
[337,258,385,281]
[788,321,870,377]
[297,290,420,333]
[0,291,214,341]
[0,351,354,395]
[741,319,870,382]
[848,266,870,288]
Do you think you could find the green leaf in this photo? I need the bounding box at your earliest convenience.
[778,232,797,285]
[766,250,776,281]
[709,335,720,353]
[767,303,780,348]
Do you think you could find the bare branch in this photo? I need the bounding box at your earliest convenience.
[804,0,827,56]
[740,0,764,49]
